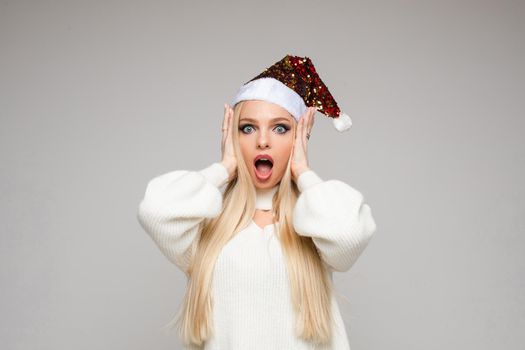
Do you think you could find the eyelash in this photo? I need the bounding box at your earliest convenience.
[239,123,291,134]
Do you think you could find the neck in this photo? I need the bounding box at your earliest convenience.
[255,184,279,210]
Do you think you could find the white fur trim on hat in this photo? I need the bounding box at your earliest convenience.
[332,112,353,132]
[230,77,307,121]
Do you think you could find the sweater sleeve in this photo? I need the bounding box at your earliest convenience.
[292,169,377,272]
[136,162,230,273]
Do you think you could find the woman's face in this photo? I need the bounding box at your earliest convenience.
[238,100,296,189]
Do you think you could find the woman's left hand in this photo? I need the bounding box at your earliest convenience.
[291,107,316,183]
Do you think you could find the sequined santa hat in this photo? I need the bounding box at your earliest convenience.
[230,54,352,132]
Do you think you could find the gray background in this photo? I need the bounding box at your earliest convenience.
[1,0,524,349]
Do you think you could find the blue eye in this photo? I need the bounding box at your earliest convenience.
[239,123,291,135]
[275,124,290,134]
[239,124,255,134]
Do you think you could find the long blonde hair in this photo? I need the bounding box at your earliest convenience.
[164,101,334,346]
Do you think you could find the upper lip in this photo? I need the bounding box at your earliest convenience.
[254,153,273,164]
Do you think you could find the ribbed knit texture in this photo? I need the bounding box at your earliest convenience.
[137,162,377,349]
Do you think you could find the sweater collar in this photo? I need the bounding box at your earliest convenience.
[255,184,279,210]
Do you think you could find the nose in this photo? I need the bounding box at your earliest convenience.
[256,130,270,149]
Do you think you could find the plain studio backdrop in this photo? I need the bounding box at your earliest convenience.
[1,0,523,349]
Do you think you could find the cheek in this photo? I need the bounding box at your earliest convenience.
[239,137,254,168]
[273,137,294,168]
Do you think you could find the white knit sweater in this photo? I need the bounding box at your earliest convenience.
[137,162,377,349]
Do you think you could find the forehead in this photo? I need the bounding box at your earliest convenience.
[240,100,294,122]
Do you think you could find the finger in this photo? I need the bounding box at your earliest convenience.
[292,121,301,156]
[225,106,232,142]
[303,107,312,142]
[297,115,305,150]
[299,115,305,144]
[222,104,229,142]
[228,106,234,139]
[302,109,312,143]
[294,117,302,142]
[222,103,229,130]
[308,107,315,132]
[293,117,302,154]
[302,115,308,147]
[295,115,302,143]
[308,107,316,133]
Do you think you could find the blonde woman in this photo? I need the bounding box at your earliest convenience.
[137,55,377,349]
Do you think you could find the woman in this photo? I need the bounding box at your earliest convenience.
[137,55,377,349]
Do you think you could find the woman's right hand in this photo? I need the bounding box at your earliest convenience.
[221,103,238,182]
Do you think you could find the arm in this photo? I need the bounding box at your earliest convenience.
[292,170,377,272]
[136,162,229,273]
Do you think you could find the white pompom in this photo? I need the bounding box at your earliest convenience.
[332,111,353,132]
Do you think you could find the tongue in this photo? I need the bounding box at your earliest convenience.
[256,162,272,174]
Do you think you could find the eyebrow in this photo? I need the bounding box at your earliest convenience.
[239,117,292,123]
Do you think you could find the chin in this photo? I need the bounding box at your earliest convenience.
[252,172,283,189]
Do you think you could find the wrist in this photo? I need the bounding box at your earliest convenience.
[297,169,323,192]
[221,160,236,180]
[295,166,311,179]
[200,162,230,188]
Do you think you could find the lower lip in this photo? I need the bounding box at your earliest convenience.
[254,163,273,181]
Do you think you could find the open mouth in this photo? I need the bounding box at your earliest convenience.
[254,157,273,180]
